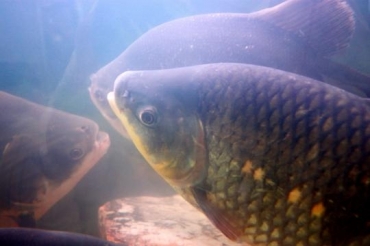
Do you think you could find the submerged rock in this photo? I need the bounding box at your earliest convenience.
[99,195,245,246]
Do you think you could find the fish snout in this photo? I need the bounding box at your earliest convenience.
[79,125,91,135]
[106,92,130,139]
[77,119,99,140]
[112,71,137,109]
[95,131,110,151]
[77,121,111,150]
[89,84,118,120]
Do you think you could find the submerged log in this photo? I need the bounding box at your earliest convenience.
[99,195,247,246]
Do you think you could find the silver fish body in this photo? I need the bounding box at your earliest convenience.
[90,0,370,139]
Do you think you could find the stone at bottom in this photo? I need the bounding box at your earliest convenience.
[99,195,248,246]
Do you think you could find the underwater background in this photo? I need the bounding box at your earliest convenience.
[0,0,369,239]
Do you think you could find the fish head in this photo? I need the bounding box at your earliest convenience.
[0,111,110,210]
[37,111,101,182]
[107,70,207,187]
[89,73,131,139]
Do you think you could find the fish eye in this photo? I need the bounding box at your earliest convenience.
[138,106,158,127]
[69,148,84,160]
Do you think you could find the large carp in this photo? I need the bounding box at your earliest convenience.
[108,63,370,245]
[90,0,370,139]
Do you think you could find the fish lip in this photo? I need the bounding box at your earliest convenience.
[94,129,110,148]
[95,131,109,143]
[89,86,130,138]
[88,84,118,120]
[82,120,108,152]
[106,91,131,138]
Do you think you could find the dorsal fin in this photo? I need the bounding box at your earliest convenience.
[249,0,355,57]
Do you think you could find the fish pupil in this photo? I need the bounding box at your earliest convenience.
[140,110,157,126]
[69,148,84,160]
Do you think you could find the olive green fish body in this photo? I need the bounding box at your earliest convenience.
[194,65,370,245]
[110,63,370,245]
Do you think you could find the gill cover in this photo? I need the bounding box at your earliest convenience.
[108,90,207,187]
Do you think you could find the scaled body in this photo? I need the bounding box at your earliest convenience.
[90,0,370,138]
[109,63,370,245]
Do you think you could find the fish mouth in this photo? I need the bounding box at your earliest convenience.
[88,118,110,154]
[89,86,130,139]
[96,131,108,142]
[80,117,110,153]
[94,131,110,153]
[88,85,117,120]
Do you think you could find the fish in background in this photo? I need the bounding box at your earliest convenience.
[0,228,121,246]
[108,63,370,245]
[0,91,110,228]
[90,0,370,139]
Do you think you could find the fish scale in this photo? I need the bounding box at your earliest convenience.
[189,65,370,245]
[110,63,370,245]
